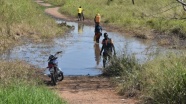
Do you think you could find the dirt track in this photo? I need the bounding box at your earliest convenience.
[44,76,137,104]
[35,0,138,103]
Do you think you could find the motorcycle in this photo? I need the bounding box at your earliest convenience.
[46,51,64,85]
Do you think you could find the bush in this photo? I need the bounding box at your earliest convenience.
[102,54,141,77]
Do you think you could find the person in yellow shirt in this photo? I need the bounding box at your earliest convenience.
[78,6,83,21]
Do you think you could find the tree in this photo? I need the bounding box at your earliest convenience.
[176,0,186,11]
[132,0,135,5]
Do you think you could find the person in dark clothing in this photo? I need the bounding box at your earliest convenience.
[100,33,116,68]
[94,23,102,43]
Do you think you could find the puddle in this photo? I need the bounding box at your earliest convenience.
[1,19,166,76]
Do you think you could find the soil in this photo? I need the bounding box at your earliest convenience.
[44,75,138,104]
[35,0,139,104]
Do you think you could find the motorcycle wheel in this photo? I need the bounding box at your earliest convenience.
[51,73,57,85]
[58,71,64,81]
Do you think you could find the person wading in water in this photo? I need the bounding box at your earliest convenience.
[100,33,116,68]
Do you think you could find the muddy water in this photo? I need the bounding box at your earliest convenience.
[1,19,162,76]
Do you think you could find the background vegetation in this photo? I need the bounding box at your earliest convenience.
[44,0,186,39]
[0,0,67,53]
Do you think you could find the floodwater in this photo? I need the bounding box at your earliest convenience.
[1,19,163,76]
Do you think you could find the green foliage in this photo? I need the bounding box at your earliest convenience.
[116,53,186,103]
[102,53,143,97]
[141,54,186,104]
[0,84,66,104]
[101,52,186,103]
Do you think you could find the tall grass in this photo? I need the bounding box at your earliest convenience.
[0,0,67,52]
[109,53,186,103]
[140,54,186,104]
[0,61,39,87]
[44,0,186,38]
[102,54,141,77]
[0,61,66,104]
[102,53,142,97]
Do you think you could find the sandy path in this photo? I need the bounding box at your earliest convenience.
[45,7,73,21]
[35,0,138,103]
[46,76,137,104]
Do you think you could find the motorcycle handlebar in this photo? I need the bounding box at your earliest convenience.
[54,51,62,57]
[48,51,62,61]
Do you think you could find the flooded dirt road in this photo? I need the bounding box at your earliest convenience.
[0,0,170,76]
[0,18,161,76]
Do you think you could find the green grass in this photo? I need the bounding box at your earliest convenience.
[140,54,186,103]
[102,54,141,77]
[0,0,67,52]
[0,61,67,104]
[0,84,66,104]
[43,0,186,38]
[108,53,186,103]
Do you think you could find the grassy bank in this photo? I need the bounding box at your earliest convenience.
[104,53,186,103]
[0,61,66,104]
[43,0,186,39]
[0,0,67,52]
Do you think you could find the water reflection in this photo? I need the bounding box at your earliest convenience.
[1,19,175,76]
[94,43,101,65]
[78,23,84,34]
